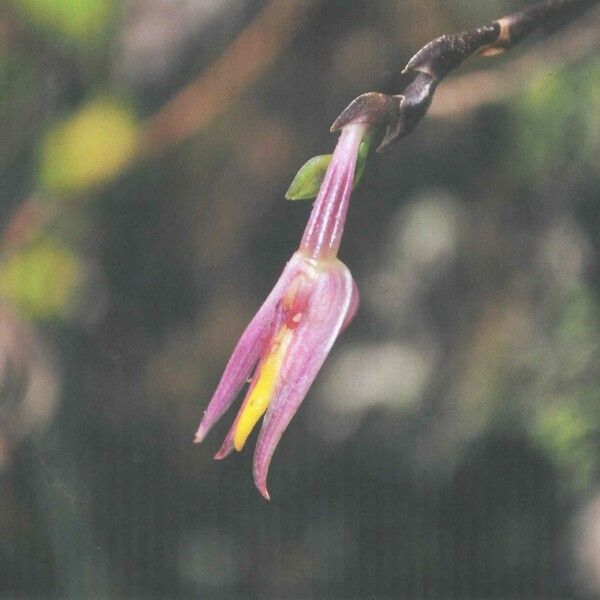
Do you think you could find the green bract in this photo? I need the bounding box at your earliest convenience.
[285,137,372,201]
[285,154,332,200]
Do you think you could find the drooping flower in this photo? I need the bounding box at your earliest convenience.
[195,122,370,499]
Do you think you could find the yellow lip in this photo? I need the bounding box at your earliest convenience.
[233,325,294,451]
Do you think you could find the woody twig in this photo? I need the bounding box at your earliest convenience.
[332,0,600,151]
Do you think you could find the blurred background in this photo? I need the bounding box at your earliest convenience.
[1,0,600,598]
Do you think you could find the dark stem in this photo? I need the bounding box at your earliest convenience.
[332,0,600,151]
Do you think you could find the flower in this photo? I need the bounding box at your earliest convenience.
[195,122,369,499]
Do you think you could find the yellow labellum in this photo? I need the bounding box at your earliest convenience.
[234,327,293,451]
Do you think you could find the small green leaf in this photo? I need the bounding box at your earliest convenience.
[285,136,373,201]
[285,154,332,200]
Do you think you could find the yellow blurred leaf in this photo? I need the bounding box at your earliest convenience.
[40,98,139,194]
[9,0,115,47]
[532,403,595,492]
[0,239,81,319]
[513,60,600,175]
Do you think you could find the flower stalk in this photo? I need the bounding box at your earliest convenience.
[300,124,368,260]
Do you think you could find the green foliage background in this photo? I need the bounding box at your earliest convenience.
[1,1,599,598]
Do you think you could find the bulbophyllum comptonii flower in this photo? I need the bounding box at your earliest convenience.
[195,122,370,499]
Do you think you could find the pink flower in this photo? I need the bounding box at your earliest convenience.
[195,123,369,499]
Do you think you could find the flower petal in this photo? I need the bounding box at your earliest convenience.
[341,278,360,332]
[252,259,356,499]
[194,255,304,444]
